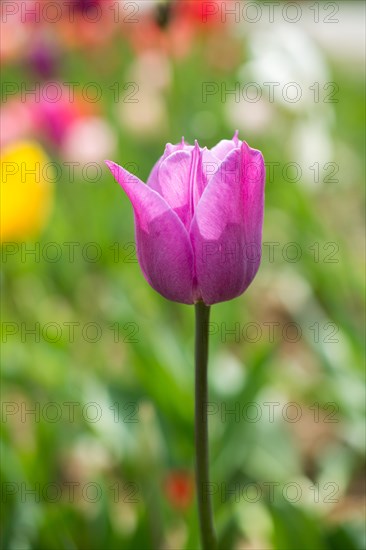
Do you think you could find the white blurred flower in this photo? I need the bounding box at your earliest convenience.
[241,25,330,112]
[62,117,117,163]
[212,351,245,396]
[128,51,171,92]
[290,117,333,186]
[132,0,159,14]
[118,89,167,137]
[302,3,365,66]
[225,96,274,135]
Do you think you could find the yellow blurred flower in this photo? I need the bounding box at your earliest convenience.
[1,141,54,242]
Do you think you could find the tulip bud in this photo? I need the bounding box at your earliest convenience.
[106,132,265,305]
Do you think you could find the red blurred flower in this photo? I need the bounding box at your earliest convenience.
[175,0,227,25]
[125,0,234,59]
[164,471,194,510]
[55,0,116,50]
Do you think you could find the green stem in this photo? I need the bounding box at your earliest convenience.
[195,302,217,550]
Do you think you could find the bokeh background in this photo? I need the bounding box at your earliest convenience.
[1,1,365,549]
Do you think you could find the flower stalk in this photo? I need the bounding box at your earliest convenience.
[195,302,217,550]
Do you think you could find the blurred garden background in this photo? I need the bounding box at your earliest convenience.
[1,1,365,549]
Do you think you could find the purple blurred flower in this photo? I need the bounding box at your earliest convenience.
[72,0,101,13]
[27,39,59,79]
[106,133,265,305]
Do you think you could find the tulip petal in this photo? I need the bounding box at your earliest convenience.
[190,142,265,305]
[147,143,180,193]
[209,131,240,162]
[156,142,206,229]
[156,149,192,226]
[202,148,221,184]
[210,140,235,161]
[147,140,193,194]
[106,160,195,304]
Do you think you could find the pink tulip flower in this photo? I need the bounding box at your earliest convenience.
[106,133,265,305]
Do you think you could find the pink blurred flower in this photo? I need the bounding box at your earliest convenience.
[32,84,97,149]
[0,100,34,148]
